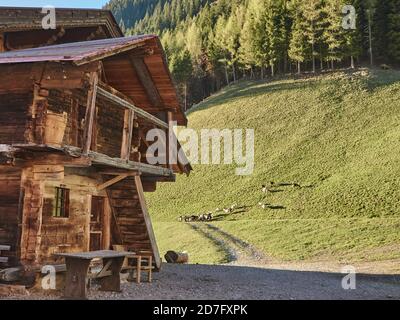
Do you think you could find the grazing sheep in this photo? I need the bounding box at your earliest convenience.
[262,182,274,193]
[205,213,213,221]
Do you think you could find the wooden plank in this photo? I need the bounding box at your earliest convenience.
[134,175,161,270]
[0,257,9,263]
[82,72,99,155]
[121,110,134,161]
[167,111,174,170]
[96,85,168,129]
[130,57,163,108]
[97,174,129,191]
[89,151,174,177]
[0,245,11,251]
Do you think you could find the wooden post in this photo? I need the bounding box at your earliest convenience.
[82,72,99,155]
[121,110,134,161]
[0,33,5,52]
[70,99,79,146]
[167,111,174,170]
[134,175,161,269]
[102,197,112,250]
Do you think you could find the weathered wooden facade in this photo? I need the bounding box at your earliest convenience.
[0,8,191,272]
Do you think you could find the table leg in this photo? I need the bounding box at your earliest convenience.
[99,257,124,292]
[148,256,152,283]
[64,258,91,300]
[136,256,142,284]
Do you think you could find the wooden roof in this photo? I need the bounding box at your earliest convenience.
[0,6,122,37]
[0,35,187,125]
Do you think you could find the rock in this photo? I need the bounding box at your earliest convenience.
[0,284,29,296]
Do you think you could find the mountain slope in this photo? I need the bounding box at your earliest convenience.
[149,69,400,265]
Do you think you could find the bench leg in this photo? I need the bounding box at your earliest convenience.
[64,258,91,300]
[99,257,124,292]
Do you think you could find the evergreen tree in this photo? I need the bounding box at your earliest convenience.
[289,1,309,73]
[301,0,324,73]
[387,0,400,62]
[323,0,347,69]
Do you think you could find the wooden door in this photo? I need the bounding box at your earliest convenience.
[90,196,104,251]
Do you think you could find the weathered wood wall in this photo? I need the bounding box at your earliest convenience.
[96,100,124,158]
[17,164,110,265]
[0,166,22,267]
[39,167,108,264]
[0,93,31,144]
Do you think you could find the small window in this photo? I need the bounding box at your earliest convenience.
[53,186,70,218]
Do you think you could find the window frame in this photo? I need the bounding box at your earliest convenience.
[53,186,70,218]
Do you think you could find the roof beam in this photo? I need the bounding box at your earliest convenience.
[43,27,66,46]
[129,57,163,108]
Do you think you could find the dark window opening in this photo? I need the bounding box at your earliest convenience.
[53,186,70,218]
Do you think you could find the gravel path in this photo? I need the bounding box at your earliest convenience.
[3,263,400,300]
[2,223,399,300]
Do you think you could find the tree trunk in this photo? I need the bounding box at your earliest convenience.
[261,66,264,79]
[297,61,301,74]
[164,251,189,264]
[184,82,188,111]
[271,63,275,77]
[350,56,355,69]
[232,63,237,83]
[224,62,230,86]
[312,43,316,73]
[284,54,288,73]
[368,10,374,67]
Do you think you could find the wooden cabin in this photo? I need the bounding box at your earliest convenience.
[0,6,122,51]
[0,8,191,272]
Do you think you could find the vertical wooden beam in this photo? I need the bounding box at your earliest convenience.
[167,111,174,170]
[0,33,5,52]
[102,197,112,250]
[134,175,161,269]
[70,98,79,146]
[121,110,134,161]
[82,72,99,155]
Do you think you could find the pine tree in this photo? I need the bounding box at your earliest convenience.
[288,1,309,73]
[265,0,286,76]
[323,0,347,69]
[239,3,258,78]
[387,0,400,62]
[301,0,324,73]
[224,5,245,82]
[372,0,389,61]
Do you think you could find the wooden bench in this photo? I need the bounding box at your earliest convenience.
[54,250,130,300]
[0,245,11,264]
[113,245,154,284]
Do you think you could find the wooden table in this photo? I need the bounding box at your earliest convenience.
[54,250,130,300]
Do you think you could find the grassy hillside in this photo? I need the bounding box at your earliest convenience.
[149,69,400,265]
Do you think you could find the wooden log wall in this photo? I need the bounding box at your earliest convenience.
[96,99,124,158]
[39,167,107,265]
[0,166,22,267]
[0,92,32,144]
